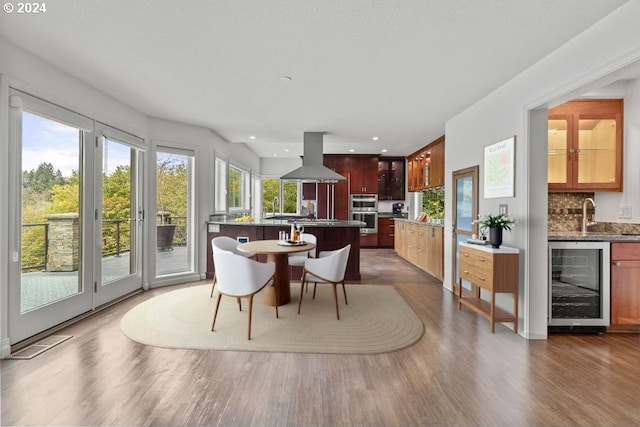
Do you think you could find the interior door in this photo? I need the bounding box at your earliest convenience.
[451,166,479,297]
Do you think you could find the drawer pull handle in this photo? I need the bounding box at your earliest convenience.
[479,277,485,281]
[479,258,486,262]
[463,270,469,274]
[463,253,469,257]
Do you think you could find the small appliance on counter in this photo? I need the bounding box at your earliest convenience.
[392,202,405,217]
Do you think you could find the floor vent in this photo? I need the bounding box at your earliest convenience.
[9,335,72,360]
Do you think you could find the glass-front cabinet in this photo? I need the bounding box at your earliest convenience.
[548,99,623,192]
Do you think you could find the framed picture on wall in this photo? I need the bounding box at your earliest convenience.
[483,135,515,198]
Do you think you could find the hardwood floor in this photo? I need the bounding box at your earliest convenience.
[2,249,640,426]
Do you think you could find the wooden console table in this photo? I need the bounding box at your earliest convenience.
[458,242,519,333]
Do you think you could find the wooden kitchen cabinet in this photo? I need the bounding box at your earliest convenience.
[302,182,317,200]
[407,135,445,192]
[316,156,350,220]
[349,155,379,194]
[415,224,427,270]
[406,223,419,265]
[611,242,640,326]
[394,221,444,280]
[360,232,378,248]
[425,225,444,280]
[394,219,406,258]
[378,217,395,247]
[548,99,623,192]
[378,157,405,200]
[458,242,519,333]
[428,137,445,188]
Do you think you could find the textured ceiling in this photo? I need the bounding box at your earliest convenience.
[0,0,629,158]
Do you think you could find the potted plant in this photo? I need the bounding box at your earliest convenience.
[474,213,515,248]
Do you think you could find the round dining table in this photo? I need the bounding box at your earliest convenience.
[237,239,316,306]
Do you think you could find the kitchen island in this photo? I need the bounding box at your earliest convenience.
[206,217,365,281]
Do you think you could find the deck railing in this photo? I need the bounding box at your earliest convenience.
[22,215,188,272]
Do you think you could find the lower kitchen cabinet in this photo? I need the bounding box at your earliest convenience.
[360,233,378,248]
[378,217,395,247]
[393,220,443,280]
[611,242,640,326]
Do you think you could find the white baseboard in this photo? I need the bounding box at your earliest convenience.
[1,337,11,359]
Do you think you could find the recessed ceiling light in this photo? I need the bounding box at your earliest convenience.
[249,136,256,140]
[381,149,388,153]
[284,148,289,152]
[372,136,379,141]
[272,153,278,156]
[348,149,356,153]
[278,75,292,82]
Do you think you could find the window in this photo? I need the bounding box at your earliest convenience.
[261,179,299,215]
[228,164,250,211]
[214,156,226,213]
[282,181,298,213]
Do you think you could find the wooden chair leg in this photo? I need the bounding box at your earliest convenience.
[298,276,306,314]
[247,295,253,340]
[332,283,340,320]
[237,297,242,311]
[210,273,217,297]
[312,282,318,299]
[342,280,348,305]
[211,293,223,331]
[273,279,279,319]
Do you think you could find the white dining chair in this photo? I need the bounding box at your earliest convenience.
[210,236,256,298]
[288,232,317,287]
[211,251,277,340]
[297,244,351,320]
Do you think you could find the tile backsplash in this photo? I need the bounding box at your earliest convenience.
[548,192,640,234]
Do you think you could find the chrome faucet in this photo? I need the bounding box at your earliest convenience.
[582,197,597,233]
[272,196,279,216]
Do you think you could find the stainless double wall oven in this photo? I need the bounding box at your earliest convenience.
[350,194,378,234]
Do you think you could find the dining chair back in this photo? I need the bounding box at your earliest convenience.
[288,232,318,274]
[210,236,256,298]
[297,244,351,319]
[211,251,277,340]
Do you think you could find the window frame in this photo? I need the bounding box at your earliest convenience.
[228,163,250,213]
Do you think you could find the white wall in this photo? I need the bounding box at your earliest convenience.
[444,0,640,339]
[260,157,303,177]
[596,78,640,223]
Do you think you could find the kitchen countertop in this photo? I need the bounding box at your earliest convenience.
[208,217,366,227]
[392,217,445,227]
[548,231,640,241]
[378,212,408,219]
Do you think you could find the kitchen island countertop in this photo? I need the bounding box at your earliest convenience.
[208,217,366,227]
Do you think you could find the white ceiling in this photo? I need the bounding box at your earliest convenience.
[0,0,629,158]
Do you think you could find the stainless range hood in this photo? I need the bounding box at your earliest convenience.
[280,132,346,183]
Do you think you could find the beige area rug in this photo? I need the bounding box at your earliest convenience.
[120,283,424,354]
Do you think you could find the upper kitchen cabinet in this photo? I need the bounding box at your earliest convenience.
[349,155,379,194]
[407,135,445,191]
[378,157,405,200]
[428,137,445,188]
[548,99,623,192]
